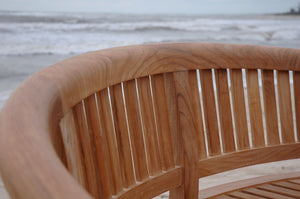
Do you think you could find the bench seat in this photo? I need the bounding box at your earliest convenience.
[200,172,300,198]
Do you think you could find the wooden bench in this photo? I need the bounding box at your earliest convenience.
[0,43,300,199]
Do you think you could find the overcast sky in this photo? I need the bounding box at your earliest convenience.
[1,0,299,14]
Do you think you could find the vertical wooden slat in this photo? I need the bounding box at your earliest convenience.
[97,89,123,194]
[164,73,185,199]
[53,123,68,170]
[173,71,199,199]
[85,94,115,199]
[230,69,250,150]
[189,70,207,159]
[277,71,295,143]
[151,74,175,171]
[164,73,183,166]
[60,111,87,188]
[294,71,300,141]
[246,69,265,147]
[199,69,221,156]
[123,80,149,181]
[137,76,163,176]
[110,84,135,188]
[73,102,100,198]
[215,69,235,152]
[151,75,175,170]
[262,70,280,145]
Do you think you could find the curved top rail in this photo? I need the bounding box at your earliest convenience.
[0,75,92,199]
[39,43,300,114]
[0,43,300,199]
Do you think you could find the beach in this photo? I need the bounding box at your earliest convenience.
[1,11,300,198]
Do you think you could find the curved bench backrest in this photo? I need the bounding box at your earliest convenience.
[1,43,300,199]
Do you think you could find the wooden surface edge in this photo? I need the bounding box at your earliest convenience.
[198,144,300,177]
[0,74,92,199]
[113,167,182,199]
[198,171,300,198]
[38,43,300,114]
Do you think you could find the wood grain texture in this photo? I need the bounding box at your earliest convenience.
[246,69,265,147]
[258,183,300,197]
[199,69,221,156]
[109,84,135,188]
[0,75,92,199]
[277,71,295,144]
[96,90,123,194]
[199,172,300,198]
[294,71,300,141]
[60,111,87,188]
[290,179,300,184]
[227,191,266,198]
[273,181,300,191]
[243,187,294,199]
[84,94,113,199]
[123,80,149,181]
[198,143,300,177]
[151,74,175,171]
[215,69,235,153]
[163,73,183,166]
[189,70,207,159]
[73,102,100,198]
[1,43,300,199]
[114,167,182,199]
[230,69,250,150]
[163,73,185,199]
[173,71,199,199]
[38,43,300,114]
[262,70,280,145]
[137,76,163,175]
[215,195,235,199]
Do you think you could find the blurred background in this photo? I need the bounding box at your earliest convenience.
[0,0,300,198]
[0,0,300,108]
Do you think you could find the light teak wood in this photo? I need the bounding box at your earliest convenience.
[0,43,300,199]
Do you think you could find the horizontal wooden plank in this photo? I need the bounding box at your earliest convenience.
[258,184,300,197]
[228,191,266,199]
[199,172,300,198]
[113,167,182,199]
[289,179,300,184]
[243,187,293,199]
[273,181,300,191]
[37,43,300,114]
[215,195,236,199]
[198,144,300,177]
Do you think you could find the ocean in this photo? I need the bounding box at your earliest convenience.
[0,11,300,107]
[0,11,300,199]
